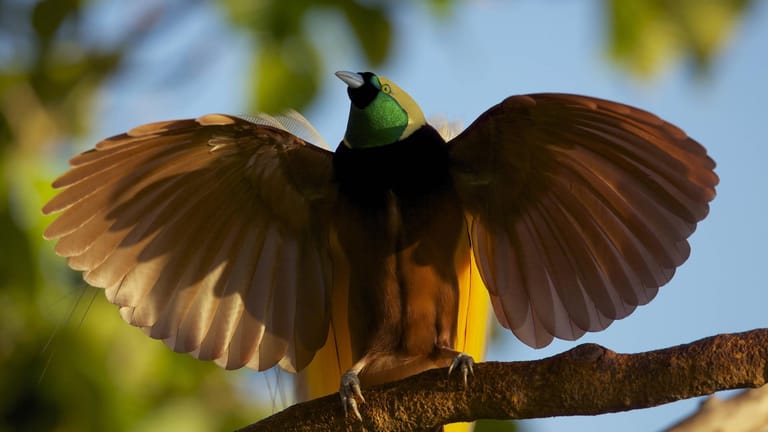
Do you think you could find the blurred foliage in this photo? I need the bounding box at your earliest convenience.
[219,0,458,113]
[221,0,391,112]
[607,0,753,77]
[0,0,754,430]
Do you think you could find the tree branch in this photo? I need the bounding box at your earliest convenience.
[236,329,768,432]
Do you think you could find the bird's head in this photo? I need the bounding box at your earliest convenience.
[336,71,426,149]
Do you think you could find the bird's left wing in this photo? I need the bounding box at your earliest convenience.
[43,114,336,372]
[448,94,718,348]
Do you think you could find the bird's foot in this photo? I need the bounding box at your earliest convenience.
[340,370,365,421]
[448,352,475,388]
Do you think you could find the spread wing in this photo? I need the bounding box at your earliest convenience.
[448,94,718,348]
[43,113,336,372]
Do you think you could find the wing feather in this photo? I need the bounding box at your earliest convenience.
[228,223,279,370]
[200,222,262,363]
[148,184,242,342]
[516,209,585,340]
[526,199,603,333]
[258,232,298,371]
[449,93,717,348]
[172,220,243,354]
[541,186,633,321]
[44,114,335,371]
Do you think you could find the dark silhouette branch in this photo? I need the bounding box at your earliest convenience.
[236,329,768,432]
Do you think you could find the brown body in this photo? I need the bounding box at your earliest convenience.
[331,125,466,385]
[334,185,465,384]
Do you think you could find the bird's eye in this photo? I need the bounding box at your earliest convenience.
[382,84,391,94]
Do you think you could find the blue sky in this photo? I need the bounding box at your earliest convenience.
[87,1,768,431]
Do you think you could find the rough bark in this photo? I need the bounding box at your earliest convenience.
[236,329,768,432]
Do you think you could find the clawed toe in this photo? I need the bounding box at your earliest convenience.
[448,352,475,387]
[340,370,365,421]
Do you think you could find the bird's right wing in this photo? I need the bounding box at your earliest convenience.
[448,94,718,348]
[43,113,336,372]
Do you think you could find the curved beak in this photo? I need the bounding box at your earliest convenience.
[335,71,364,89]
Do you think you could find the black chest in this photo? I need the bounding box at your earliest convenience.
[332,125,452,207]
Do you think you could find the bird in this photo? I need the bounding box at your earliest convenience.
[43,70,718,428]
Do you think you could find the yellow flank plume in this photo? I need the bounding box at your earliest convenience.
[446,219,491,432]
[453,221,491,362]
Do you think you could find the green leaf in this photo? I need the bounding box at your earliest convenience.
[253,37,321,113]
[341,2,392,66]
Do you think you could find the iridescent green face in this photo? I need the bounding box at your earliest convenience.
[336,71,426,149]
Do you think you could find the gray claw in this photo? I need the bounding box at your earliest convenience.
[340,370,365,421]
[448,353,475,387]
